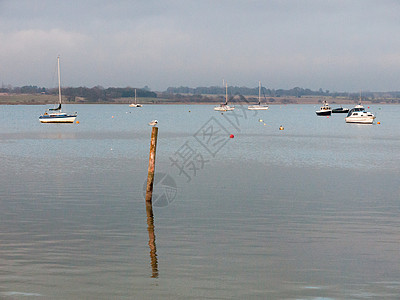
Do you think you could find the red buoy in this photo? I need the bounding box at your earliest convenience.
[230,134,234,138]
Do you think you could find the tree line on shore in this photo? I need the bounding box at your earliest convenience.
[1,85,400,104]
[166,86,400,101]
[0,86,156,102]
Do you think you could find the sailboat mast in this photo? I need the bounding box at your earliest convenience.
[57,56,62,105]
[258,81,261,105]
[135,88,137,104]
[225,82,228,105]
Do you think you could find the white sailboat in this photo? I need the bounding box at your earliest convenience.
[129,89,142,107]
[248,81,269,110]
[214,82,234,111]
[39,56,77,123]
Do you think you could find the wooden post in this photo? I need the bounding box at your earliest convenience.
[146,201,158,278]
[145,126,159,277]
[145,126,158,204]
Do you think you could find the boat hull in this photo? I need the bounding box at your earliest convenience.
[345,117,375,124]
[214,105,234,111]
[39,115,77,123]
[248,105,269,110]
[316,110,331,116]
[332,108,349,113]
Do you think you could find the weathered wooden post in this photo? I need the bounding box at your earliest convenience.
[145,126,159,277]
[145,126,158,204]
[146,201,158,278]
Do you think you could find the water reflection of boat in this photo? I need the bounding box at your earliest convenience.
[345,104,375,124]
[332,106,349,113]
[39,56,77,123]
[248,81,269,110]
[315,100,332,116]
[214,82,234,111]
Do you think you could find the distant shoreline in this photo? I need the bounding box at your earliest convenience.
[1,94,396,106]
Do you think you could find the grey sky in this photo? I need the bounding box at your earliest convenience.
[1,0,399,91]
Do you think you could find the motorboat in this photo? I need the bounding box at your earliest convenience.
[345,104,375,124]
[39,56,77,123]
[214,82,234,111]
[332,106,349,113]
[248,81,269,110]
[315,101,332,116]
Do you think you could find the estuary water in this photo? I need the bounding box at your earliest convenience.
[0,103,399,299]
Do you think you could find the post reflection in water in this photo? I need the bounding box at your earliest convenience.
[146,202,158,278]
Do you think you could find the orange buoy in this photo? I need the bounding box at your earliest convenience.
[377,121,381,124]
[279,125,284,130]
[76,121,80,124]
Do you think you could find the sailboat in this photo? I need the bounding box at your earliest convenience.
[129,89,142,107]
[39,56,77,123]
[248,81,269,110]
[214,82,234,111]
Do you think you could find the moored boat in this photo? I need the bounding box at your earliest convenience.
[248,81,269,110]
[332,106,349,113]
[39,111,77,123]
[39,56,77,123]
[214,103,234,111]
[345,104,375,124]
[214,82,234,111]
[315,101,332,116]
[129,89,142,107]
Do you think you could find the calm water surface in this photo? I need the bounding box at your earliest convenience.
[1,104,399,299]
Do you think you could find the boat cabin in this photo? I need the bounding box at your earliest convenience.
[347,105,366,117]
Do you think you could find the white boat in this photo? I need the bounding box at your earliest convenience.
[345,104,375,124]
[39,56,77,123]
[39,111,77,123]
[248,81,269,110]
[129,89,142,107]
[214,82,234,111]
[315,100,332,116]
[214,103,234,111]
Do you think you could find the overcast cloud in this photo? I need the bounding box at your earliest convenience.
[1,0,399,91]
